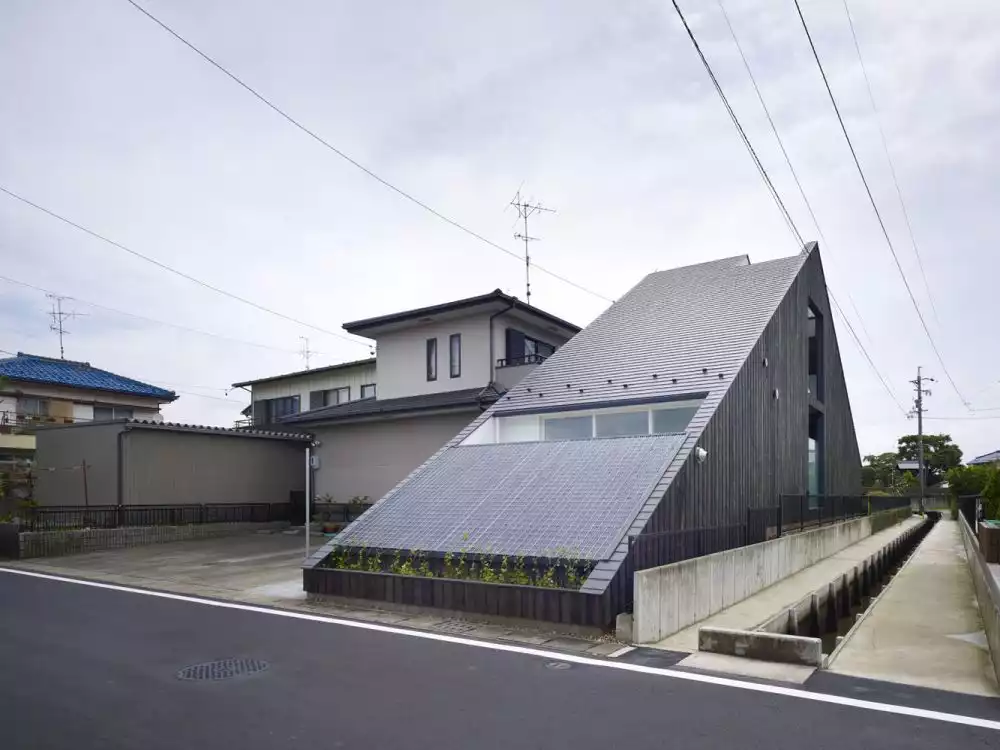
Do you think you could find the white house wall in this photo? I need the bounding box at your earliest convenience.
[251,363,377,406]
[374,315,491,400]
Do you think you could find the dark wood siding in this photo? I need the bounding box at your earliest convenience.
[610,249,862,609]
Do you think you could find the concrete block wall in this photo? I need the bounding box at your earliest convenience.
[958,515,1000,686]
[633,508,911,644]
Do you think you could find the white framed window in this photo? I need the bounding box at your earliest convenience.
[360,383,376,399]
[461,398,703,445]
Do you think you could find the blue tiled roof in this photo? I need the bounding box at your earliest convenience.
[0,353,176,400]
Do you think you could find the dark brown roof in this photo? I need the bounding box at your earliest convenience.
[342,290,581,336]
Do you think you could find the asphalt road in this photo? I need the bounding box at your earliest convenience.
[1,570,997,750]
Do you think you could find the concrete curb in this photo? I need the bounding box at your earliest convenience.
[698,626,823,667]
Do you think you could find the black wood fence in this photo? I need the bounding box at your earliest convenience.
[16,502,290,531]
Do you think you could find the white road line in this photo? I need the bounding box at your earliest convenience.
[607,646,635,659]
[2,566,998,731]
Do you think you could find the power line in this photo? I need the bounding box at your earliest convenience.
[792,0,969,409]
[840,0,939,323]
[829,291,907,414]
[713,0,891,402]
[122,0,613,305]
[0,273,303,356]
[670,0,803,248]
[671,0,905,415]
[714,0,875,351]
[924,415,1000,421]
[0,186,370,348]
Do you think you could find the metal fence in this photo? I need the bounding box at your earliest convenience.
[958,495,980,530]
[776,494,911,536]
[629,523,749,573]
[17,502,290,531]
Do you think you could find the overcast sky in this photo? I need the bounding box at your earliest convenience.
[1,0,998,460]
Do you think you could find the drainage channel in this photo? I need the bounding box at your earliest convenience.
[791,513,940,656]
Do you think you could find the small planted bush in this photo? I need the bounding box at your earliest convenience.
[320,543,593,590]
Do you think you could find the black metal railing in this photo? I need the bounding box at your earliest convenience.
[777,494,911,536]
[958,495,980,530]
[629,523,751,573]
[17,502,290,532]
[495,354,547,368]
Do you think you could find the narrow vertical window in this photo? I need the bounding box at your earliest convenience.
[449,333,462,378]
[426,338,438,381]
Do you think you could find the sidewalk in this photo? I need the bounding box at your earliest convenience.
[828,519,998,697]
[651,516,923,652]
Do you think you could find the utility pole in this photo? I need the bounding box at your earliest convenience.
[46,294,84,359]
[509,189,555,305]
[910,366,935,513]
[299,336,313,370]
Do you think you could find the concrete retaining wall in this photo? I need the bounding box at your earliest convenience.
[699,627,823,667]
[0,521,290,559]
[633,508,911,644]
[958,514,1000,686]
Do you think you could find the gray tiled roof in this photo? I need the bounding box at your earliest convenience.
[495,253,805,418]
[281,384,503,425]
[334,434,686,561]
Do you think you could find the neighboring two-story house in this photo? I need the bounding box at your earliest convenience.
[234,290,579,503]
[0,352,176,461]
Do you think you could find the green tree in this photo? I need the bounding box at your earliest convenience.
[862,452,901,489]
[897,434,962,485]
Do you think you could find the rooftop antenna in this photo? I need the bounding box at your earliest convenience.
[509,189,555,305]
[46,294,84,359]
[299,336,313,369]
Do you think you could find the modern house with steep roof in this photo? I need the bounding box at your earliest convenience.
[233,290,580,504]
[0,352,176,460]
[304,244,861,628]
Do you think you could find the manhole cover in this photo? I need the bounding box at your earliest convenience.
[176,658,269,681]
[545,661,572,670]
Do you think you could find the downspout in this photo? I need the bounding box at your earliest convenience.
[304,441,312,560]
[488,300,516,384]
[116,426,126,513]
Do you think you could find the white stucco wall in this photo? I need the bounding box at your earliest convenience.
[250,362,377,410]
[374,315,491,400]
[491,312,574,364]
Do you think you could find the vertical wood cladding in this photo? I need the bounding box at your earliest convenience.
[637,249,861,536]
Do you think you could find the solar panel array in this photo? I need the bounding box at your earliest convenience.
[335,433,686,561]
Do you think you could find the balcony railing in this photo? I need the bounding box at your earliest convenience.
[0,410,77,435]
[496,354,547,368]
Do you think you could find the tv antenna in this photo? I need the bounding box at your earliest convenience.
[299,336,313,369]
[47,294,85,359]
[509,189,555,305]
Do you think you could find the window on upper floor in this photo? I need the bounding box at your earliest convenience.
[93,406,134,421]
[309,387,350,410]
[426,338,438,381]
[502,328,557,367]
[462,397,704,445]
[360,383,376,399]
[255,395,300,424]
[17,398,49,418]
[449,334,462,378]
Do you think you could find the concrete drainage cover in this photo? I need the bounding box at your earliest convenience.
[177,658,269,682]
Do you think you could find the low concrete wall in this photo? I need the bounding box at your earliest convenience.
[0,521,290,560]
[699,627,823,667]
[958,515,1000,686]
[633,508,911,644]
